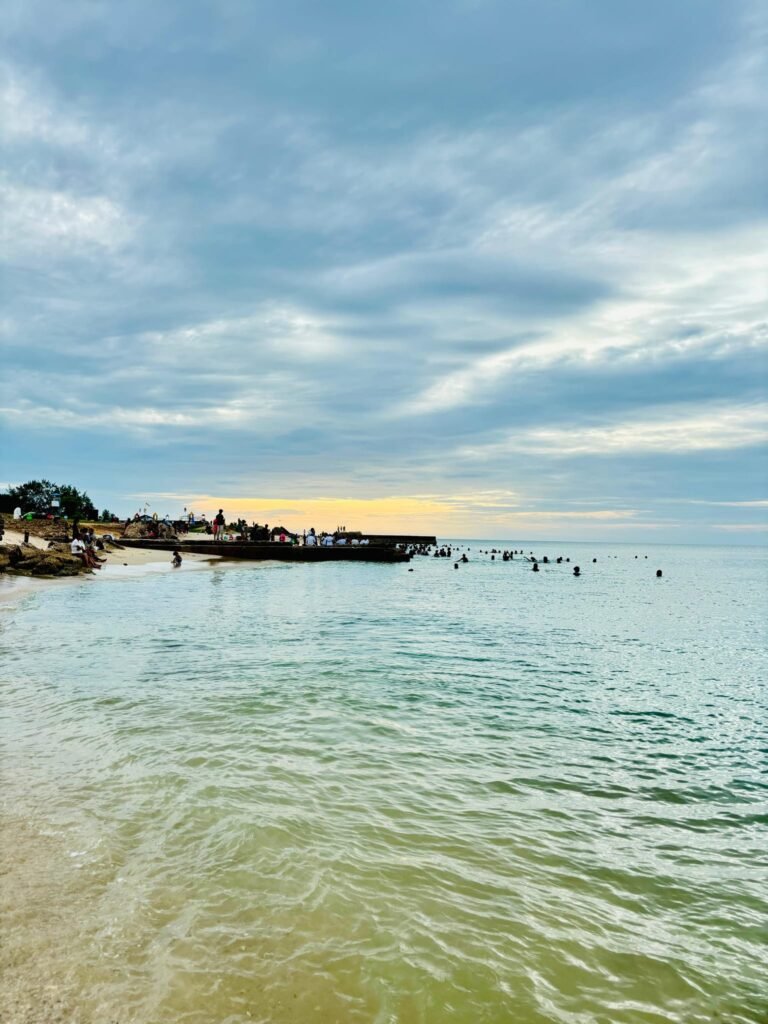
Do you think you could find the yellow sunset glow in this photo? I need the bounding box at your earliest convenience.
[140,492,642,538]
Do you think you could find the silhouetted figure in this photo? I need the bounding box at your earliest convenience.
[656,569,663,578]
[573,566,581,576]
[454,562,459,569]
[592,558,597,563]
[532,562,539,572]
[172,549,182,568]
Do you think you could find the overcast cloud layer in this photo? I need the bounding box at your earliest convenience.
[1,0,766,539]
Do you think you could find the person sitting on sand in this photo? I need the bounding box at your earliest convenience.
[172,549,182,568]
[83,531,107,563]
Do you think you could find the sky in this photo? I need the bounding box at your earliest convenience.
[1,0,766,541]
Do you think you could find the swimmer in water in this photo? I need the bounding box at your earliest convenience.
[171,549,182,568]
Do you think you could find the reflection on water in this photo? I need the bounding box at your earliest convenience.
[1,542,767,1023]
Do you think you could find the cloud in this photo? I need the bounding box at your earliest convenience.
[677,499,768,508]
[0,181,131,257]
[394,225,767,416]
[0,64,90,148]
[712,522,768,532]
[1,1,766,541]
[458,404,768,458]
[134,305,345,363]
[0,382,313,437]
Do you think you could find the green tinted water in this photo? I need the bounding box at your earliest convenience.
[1,542,766,1023]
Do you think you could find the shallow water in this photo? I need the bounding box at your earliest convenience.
[1,542,767,1023]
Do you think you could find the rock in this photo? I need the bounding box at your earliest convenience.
[0,544,89,577]
[122,520,177,540]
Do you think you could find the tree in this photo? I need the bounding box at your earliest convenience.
[59,485,97,520]
[100,509,115,522]
[5,480,57,512]
[4,480,96,520]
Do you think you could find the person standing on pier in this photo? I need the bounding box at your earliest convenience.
[214,509,226,540]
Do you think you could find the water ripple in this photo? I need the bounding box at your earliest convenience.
[1,542,767,1023]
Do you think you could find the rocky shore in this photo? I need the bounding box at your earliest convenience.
[0,521,219,581]
[0,519,90,578]
[0,543,89,577]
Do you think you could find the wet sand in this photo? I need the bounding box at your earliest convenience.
[0,815,135,1024]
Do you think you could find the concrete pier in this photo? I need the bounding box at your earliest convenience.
[118,539,412,563]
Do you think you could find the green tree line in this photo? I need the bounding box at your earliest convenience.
[2,480,113,520]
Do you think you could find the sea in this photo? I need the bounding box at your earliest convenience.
[1,540,766,1024]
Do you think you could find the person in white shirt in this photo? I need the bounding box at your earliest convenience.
[305,528,317,546]
[70,537,101,569]
[322,534,334,546]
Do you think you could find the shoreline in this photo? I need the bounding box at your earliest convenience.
[0,529,223,609]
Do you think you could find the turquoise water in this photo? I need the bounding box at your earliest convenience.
[1,542,767,1023]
